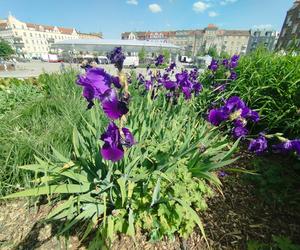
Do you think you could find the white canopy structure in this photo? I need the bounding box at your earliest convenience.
[51,39,182,54]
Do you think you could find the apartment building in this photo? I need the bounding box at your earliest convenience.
[0,14,101,58]
[121,24,250,56]
[247,29,279,53]
[276,0,300,50]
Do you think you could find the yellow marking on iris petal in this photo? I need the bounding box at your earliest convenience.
[229,109,242,121]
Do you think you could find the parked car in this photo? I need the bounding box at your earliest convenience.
[179,55,193,63]
[97,56,109,64]
[0,60,15,71]
[123,56,139,68]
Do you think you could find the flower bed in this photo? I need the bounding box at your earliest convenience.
[1,48,299,249]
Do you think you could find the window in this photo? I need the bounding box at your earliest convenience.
[23,32,26,36]
[30,33,33,37]
[282,28,287,37]
[287,15,292,26]
[292,24,298,34]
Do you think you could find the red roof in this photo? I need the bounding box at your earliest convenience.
[0,22,7,30]
[26,22,75,34]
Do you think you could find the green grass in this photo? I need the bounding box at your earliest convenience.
[0,70,87,196]
[229,50,300,137]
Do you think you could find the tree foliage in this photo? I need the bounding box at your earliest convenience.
[0,40,14,58]
[138,47,146,64]
[207,47,218,58]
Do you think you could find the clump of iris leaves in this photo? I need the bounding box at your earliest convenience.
[0,47,299,249]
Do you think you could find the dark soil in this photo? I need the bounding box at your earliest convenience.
[0,153,299,250]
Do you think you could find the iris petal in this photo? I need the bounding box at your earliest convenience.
[102,89,129,120]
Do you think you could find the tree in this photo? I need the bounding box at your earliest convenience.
[207,47,218,58]
[196,50,204,57]
[160,49,171,63]
[0,40,14,59]
[185,50,192,58]
[138,47,146,64]
[220,51,230,59]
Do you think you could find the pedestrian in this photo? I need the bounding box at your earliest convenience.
[60,62,65,72]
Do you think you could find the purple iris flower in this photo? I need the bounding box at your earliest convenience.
[192,83,202,96]
[233,126,248,138]
[101,89,129,120]
[208,108,228,126]
[272,139,300,155]
[231,55,240,61]
[77,68,112,108]
[176,71,189,84]
[189,69,199,81]
[248,136,268,154]
[246,110,260,122]
[145,80,152,91]
[164,80,177,90]
[225,96,246,113]
[137,73,145,85]
[108,47,125,71]
[100,122,135,162]
[229,71,237,80]
[155,55,164,67]
[77,68,111,97]
[82,84,95,104]
[166,62,176,72]
[208,59,219,72]
[111,76,122,89]
[100,122,124,162]
[182,86,192,100]
[222,59,229,67]
[218,170,228,177]
[229,55,240,69]
[233,119,246,128]
[121,127,135,147]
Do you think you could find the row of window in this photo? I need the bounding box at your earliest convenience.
[282,23,299,37]
[14,31,75,40]
[23,45,49,52]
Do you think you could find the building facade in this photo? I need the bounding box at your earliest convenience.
[247,29,279,53]
[0,14,101,58]
[121,24,250,56]
[276,0,300,50]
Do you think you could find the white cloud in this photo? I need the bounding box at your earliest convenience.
[126,0,138,5]
[193,1,210,13]
[208,11,219,17]
[220,0,237,6]
[149,3,162,13]
[253,24,273,30]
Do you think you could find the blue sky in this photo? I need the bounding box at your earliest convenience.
[0,0,294,38]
